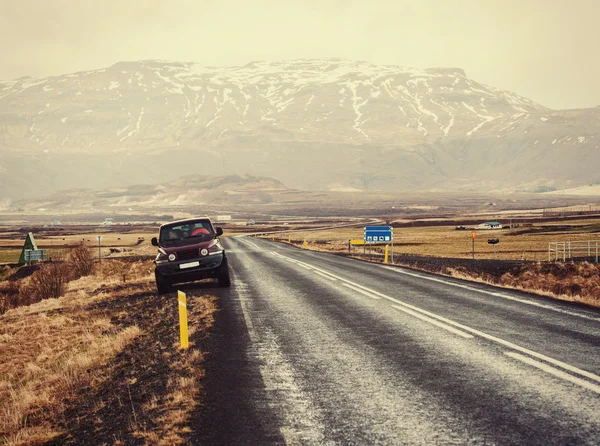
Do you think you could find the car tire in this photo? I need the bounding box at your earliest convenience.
[217,257,231,288]
[155,271,171,294]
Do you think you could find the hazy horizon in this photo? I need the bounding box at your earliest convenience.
[1,0,599,110]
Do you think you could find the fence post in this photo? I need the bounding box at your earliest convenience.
[596,242,598,263]
[588,240,591,257]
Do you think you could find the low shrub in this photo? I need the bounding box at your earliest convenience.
[21,261,70,303]
[0,244,95,314]
[66,242,95,279]
[0,279,21,314]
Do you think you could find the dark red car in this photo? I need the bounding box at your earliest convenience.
[151,217,230,293]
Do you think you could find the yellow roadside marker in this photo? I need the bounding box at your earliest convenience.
[177,290,189,349]
[384,245,389,263]
[303,239,308,249]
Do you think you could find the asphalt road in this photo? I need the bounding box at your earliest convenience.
[192,236,600,445]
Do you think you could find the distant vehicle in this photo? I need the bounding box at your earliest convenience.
[151,217,230,294]
[455,226,468,230]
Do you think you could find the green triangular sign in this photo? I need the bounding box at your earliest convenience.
[18,232,38,265]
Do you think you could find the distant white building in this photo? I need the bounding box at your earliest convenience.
[102,217,114,226]
[476,221,502,230]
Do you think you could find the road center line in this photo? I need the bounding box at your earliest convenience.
[391,305,474,338]
[271,252,600,389]
[314,270,337,281]
[504,352,600,394]
[342,282,381,299]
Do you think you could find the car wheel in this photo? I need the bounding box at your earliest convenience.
[155,271,171,294]
[217,257,231,288]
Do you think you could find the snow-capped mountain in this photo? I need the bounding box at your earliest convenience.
[0,59,598,199]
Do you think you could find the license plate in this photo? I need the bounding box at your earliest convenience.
[179,261,200,269]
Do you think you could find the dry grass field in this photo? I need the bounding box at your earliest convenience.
[265,219,600,262]
[0,226,158,264]
[0,257,217,445]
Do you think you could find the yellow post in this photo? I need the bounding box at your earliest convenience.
[272,235,274,241]
[177,290,189,349]
[288,234,291,244]
[384,245,389,263]
[303,239,308,249]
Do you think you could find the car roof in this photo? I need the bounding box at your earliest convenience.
[159,217,213,229]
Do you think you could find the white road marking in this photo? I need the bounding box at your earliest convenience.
[270,252,600,392]
[342,282,381,299]
[391,305,473,338]
[380,265,600,322]
[297,263,313,270]
[314,270,337,281]
[504,352,600,395]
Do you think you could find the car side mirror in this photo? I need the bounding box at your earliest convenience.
[216,227,224,236]
[151,237,158,246]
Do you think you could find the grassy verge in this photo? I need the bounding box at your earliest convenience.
[445,261,600,308]
[0,260,217,445]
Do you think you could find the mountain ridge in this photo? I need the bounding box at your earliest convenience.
[6,174,288,211]
[0,59,598,199]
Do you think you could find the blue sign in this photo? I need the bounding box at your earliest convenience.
[364,226,393,243]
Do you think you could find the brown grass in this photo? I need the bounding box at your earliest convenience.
[0,244,98,315]
[0,259,217,444]
[446,262,600,308]
[131,295,216,445]
[0,295,142,444]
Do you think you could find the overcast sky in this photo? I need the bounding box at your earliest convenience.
[1,0,598,109]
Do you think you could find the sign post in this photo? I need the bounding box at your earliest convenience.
[96,235,103,261]
[471,230,476,260]
[488,238,500,259]
[364,226,393,262]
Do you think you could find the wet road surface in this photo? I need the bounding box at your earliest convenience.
[192,236,600,445]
